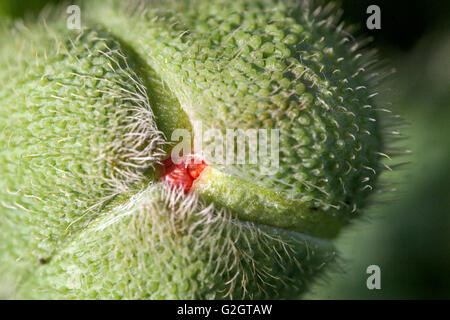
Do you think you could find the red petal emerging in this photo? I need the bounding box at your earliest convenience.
[162,157,207,193]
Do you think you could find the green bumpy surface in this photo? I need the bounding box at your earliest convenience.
[0,0,385,299]
[19,184,334,299]
[91,0,383,237]
[0,22,165,293]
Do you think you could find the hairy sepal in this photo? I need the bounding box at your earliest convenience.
[19,183,335,299]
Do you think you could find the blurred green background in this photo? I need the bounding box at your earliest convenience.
[1,0,449,299]
[305,0,450,299]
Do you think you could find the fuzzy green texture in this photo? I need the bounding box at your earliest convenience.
[195,167,343,238]
[19,184,334,299]
[90,0,383,236]
[0,0,386,299]
[0,22,165,291]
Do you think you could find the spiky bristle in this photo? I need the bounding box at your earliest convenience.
[0,0,399,299]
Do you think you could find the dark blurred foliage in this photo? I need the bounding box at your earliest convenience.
[1,0,449,299]
[341,0,450,51]
[0,0,63,18]
[307,0,450,299]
